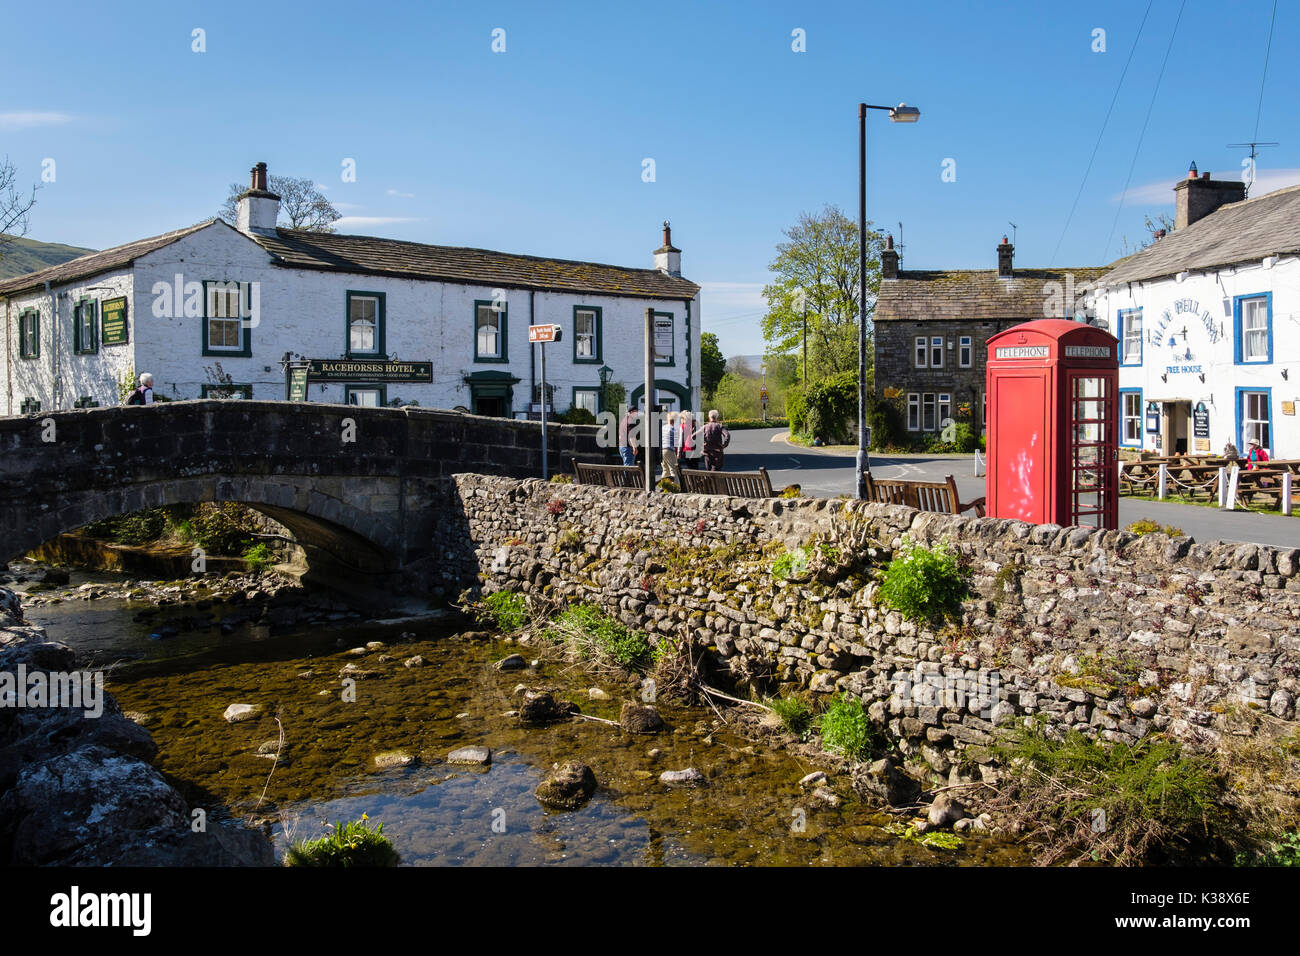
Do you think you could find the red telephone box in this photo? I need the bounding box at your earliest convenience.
[986,320,1119,528]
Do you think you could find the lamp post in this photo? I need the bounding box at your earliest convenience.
[857,101,919,500]
[597,364,613,413]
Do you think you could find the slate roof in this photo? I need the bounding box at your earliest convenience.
[251,229,700,300]
[0,220,701,302]
[1099,183,1300,286]
[0,220,213,297]
[875,267,1110,322]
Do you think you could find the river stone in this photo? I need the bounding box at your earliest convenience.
[810,786,841,809]
[927,792,967,828]
[587,687,611,701]
[403,655,426,668]
[373,750,417,769]
[223,703,263,723]
[518,691,567,725]
[365,641,386,651]
[535,761,598,810]
[495,653,528,671]
[799,771,828,789]
[123,711,151,726]
[345,646,369,656]
[338,663,383,680]
[858,757,921,807]
[448,746,491,765]
[620,702,665,734]
[660,768,705,786]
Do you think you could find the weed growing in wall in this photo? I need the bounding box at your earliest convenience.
[816,694,875,759]
[876,538,970,624]
[546,602,651,671]
[771,546,810,581]
[476,590,528,631]
[768,695,812,738]
[1126,518,1185,537]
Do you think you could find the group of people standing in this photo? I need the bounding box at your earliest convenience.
[618,406,731,484]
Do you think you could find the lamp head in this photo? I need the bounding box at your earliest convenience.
[889,103,921,123]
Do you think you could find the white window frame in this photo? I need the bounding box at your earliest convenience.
[206,283,244,352]
[907,393,921,431]
[1120,310,1142,365]
[922,393,937,431]
[958,335,972,368]
[930,336,944,368]
[914,336,927,368]
[1240,296,1269,363]
[575,309,597,359]
[937,393,951,430]
[1122,391,1142,445]
[476,303,502,360]
[349,295,380,355]
[348,387,383,408]
[1242,390,1271,450]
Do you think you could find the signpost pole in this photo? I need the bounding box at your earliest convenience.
[540,339,548,480]
[644,307,654,495]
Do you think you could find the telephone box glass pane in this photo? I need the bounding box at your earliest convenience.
[1070,374,1112,527]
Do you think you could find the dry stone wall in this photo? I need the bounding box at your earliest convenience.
[450,474,1300,779]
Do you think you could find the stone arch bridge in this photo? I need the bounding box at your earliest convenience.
[0,401,604,592]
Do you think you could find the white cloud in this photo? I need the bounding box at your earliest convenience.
[334,216,423,228]
[386,188,415,198]
[1112,168,1300,205]
[0,111,73,130]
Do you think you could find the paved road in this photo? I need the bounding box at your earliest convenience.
[721,428,1300,549]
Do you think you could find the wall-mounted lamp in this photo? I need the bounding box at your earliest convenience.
[1284,368,1290,381]
[1160,373,1168,383]
[1198,373,1206,383]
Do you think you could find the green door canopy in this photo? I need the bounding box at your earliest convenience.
[629,379,690,412]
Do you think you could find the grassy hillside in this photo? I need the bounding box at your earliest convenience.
[0,234,97,279]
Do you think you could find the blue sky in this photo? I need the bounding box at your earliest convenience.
[3,0,1295,357]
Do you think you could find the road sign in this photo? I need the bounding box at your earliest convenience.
[760,385,770,402]
[529,324,562,343]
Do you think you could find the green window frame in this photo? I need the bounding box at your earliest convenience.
[346,290,386,358]
[572,387,600,417]
[201,280,252,357]
[19,398,40,414]
[74,298,99,354]
[573,305,602,363]
[345,384,388,407]
[200,382,253,399]
[18,308,39,359]
[653,310,675,366]
[474,299,508,363]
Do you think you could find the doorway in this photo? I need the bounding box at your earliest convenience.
[1161,400,1190,456]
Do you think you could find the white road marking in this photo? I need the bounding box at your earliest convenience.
[788,457,802,468]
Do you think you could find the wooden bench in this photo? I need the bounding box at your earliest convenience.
[863,474,985,517]
[679,466,775,498]
[571,458,643,489]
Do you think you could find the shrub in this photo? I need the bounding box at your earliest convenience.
[556,406,597,426]
[866,392,906,450]
[1239,830,1300,867]
[476,589,528,630]
[723,418,790,430]
[801,370,857,445]
[1126,518,1185,537]
[243,542,273,571]
[546,602,651,670]
[284,815,399,867]
[779,484,802,498]
[81,508,169,545]
[190,503,260,554]
[549,473,575,484]
[657,478,679,493]
[876,539,970,623]
[817,694,874,759]
[769,695,812,737]
[989,725,1238,866]
[785,385,807,435]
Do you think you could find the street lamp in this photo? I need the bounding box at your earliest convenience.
[857,101,920,500]
[598,364,613,413]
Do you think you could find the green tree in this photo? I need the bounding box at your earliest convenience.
[700,332,726,396]
[760,205,884,386]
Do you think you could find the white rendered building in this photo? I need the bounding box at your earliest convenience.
[1,163,701,419]
[1094,166,1300,459]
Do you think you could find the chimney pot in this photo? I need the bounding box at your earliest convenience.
[881,235,899,279]
[885,234,894,250]
[1201,171,1210,180]
[1188,161,1198,179]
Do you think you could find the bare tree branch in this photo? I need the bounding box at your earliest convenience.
[0,155,40,259]
[218,175,341,233]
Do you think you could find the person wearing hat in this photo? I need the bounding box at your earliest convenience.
[1245,439,1273,488]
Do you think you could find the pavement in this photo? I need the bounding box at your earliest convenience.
[720,427,1300,550]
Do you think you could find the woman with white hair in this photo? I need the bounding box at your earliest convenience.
[700,409,730,472]
[126,372,154,406]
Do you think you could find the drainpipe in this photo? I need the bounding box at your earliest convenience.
[45,280,58,409]
[529,290,536,415]
[3,295,10,416]
[684,296,693,411]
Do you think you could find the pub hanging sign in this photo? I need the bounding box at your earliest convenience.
[307,359,433,383]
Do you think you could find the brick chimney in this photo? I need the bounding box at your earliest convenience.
[881,234,899,279]
[997,236,1014,277]
[654,220,681,276]
[1174,162,1246,230]
[236,162,281,236]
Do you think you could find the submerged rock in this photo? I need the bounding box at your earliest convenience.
[518,691,570,725]
[223,703,263,723]
[373,750,417,769]
[799,771,828,789]
[403,655,426,668]
[926,792,967,828]
[447,746,491,766]
[535,761,597,810]
[660,767,705,786]
[587,687,611,701]
[620,702,665,734]
[495,653,528,671]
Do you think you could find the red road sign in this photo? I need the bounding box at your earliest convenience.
[529,324,561,343]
